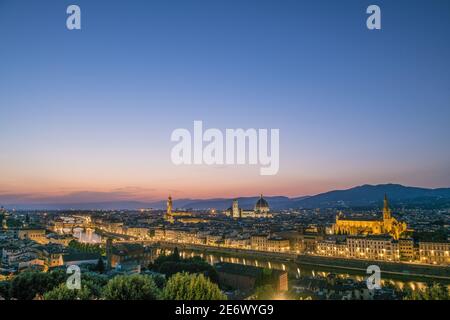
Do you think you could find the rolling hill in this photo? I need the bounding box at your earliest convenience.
[4,184,450,210]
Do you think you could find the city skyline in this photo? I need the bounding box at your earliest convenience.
[1,0,449,305]
[1,182,450,209]
[1,0,450,202]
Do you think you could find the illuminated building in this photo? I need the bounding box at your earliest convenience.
[398,238,415,261]
[1,206,8,229]
[250,235,290,252]
[157,228,199,244]
[125,227,150,239]
[206,234,223,246]
[224,237,251,249]
[254,194,270,214]
[106,239,155,269]
[153,228,166,240]
[275,230,325,253]
[333,195,408,240]
[98,221,124,234]
[47,234,74,246]
[17,229,48,244]
[316,238,348,258]
[317,235,402,262]
[347,235,400,261]
[1,245,39,267]
[419,242,450,265]
[226,195,273,218]
[232,199,240,218]
[165,195,173,222]
[42,244,65,267]
[177,217,209,224]
[165,195,193,223]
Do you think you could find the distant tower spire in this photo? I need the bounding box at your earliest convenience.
[166,195,173,220]
[383,194,391,220]
[232,199,240,219]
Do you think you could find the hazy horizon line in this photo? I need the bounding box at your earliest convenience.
[2,182,450,208]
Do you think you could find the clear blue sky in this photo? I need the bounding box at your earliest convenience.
[0,0,449,203]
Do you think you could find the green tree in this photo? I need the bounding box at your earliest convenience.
[9,271,63,300]
[152,254,219,283]
[43,283,92,300]
[68,240,105,255]
[173,247,180,261]
[253,284,276,300]
[255,268,275,287]
[404,283,449,300]
[81,272,109,298]
[95,257,105,273]
[148,273,166,289]
[102,274,160,300]
[0,281,10,300]
[162,272,227,300]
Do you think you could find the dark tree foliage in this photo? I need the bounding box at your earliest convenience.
[253,284,276,300]
[43,283,92,300]
[43,272,108,300]
[404,282,449,300]
[102,274,160,300]
[68,240,105,255]
[0,281,11,300]
[162,272,226,300]
[95,257,105,273]
[150,253,219,283]
[149,273,166,289]
[255,268,278,288]
[173,247,180,261]
[9,270,66,300]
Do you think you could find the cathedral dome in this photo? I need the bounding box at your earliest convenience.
[255,194,269,212]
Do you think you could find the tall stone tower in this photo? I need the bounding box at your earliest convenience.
[1,206,7,229]
[232,199,240,218]
[166,195,173,221]
[383,194,392,220]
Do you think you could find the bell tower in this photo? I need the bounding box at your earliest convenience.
[232,199,240,218]
[166,195,173,221]
[383,194,391,220]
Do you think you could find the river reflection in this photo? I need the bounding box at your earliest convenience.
[72,228,102,244]
[155,248,450,291]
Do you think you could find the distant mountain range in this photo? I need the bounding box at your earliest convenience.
[4,184,450,210]
[290,184,450,209]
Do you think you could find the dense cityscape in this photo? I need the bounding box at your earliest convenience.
[1,0,449,311]
[1,191,449,300]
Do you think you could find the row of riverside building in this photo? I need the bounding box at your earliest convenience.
[316,235,450,265]
[154,227,449,265]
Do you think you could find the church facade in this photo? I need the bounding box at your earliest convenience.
[165,196,193,223]
[333,195,408,240]
[226,194,273,218]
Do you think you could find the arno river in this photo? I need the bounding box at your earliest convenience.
[74,229,449,291]
[72,228,102,244]
[155,248,447,291]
